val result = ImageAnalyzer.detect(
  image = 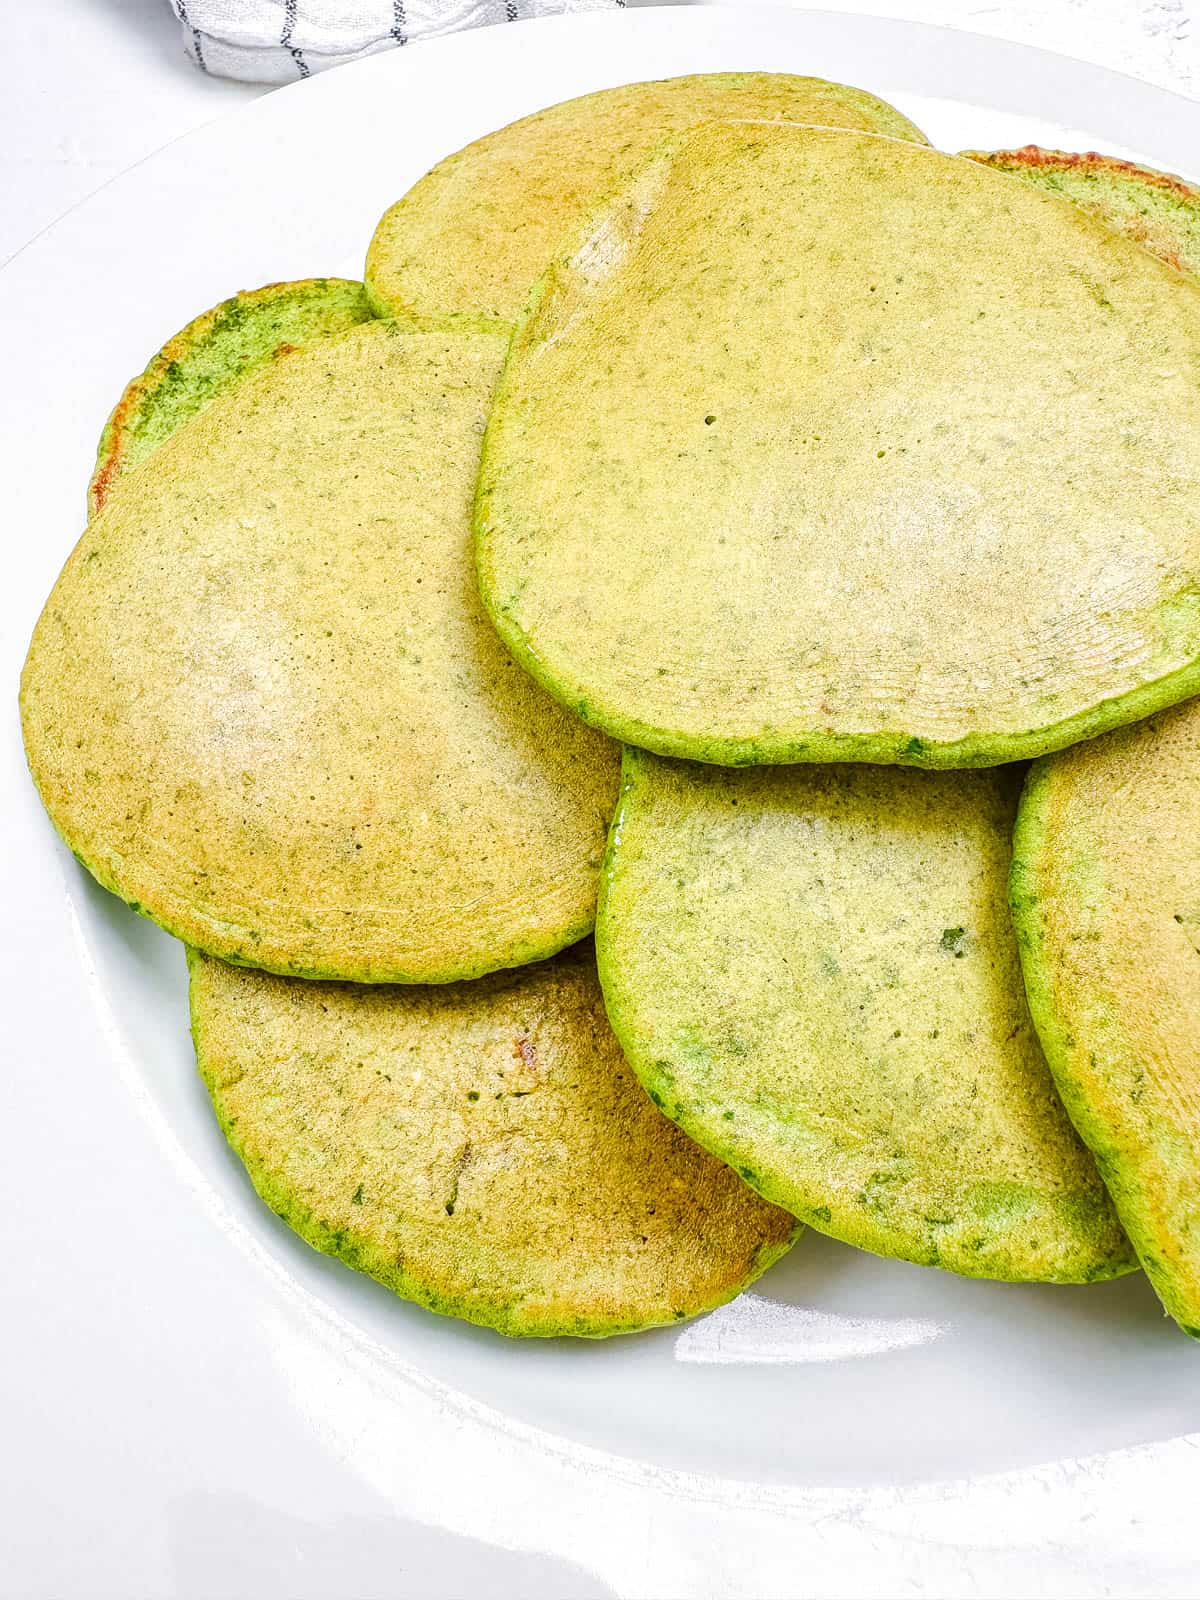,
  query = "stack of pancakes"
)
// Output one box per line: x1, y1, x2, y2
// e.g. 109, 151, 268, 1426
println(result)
22, 74, 1200, 1339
